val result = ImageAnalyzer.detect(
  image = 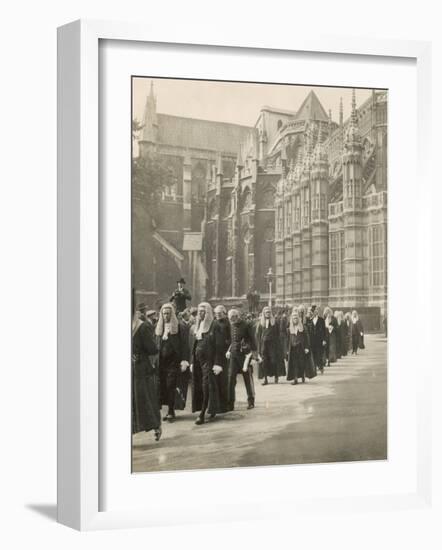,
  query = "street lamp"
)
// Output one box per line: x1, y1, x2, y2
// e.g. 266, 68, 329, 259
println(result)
265, 267, 275, 307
